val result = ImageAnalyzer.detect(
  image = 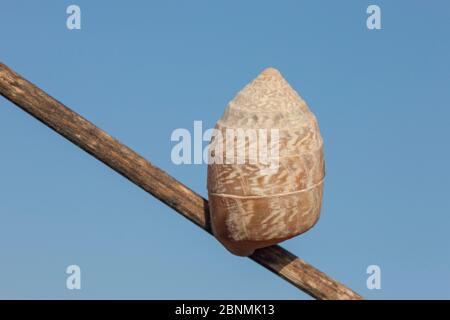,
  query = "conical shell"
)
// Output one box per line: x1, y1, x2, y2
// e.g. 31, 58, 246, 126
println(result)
207, 68, 325, 256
